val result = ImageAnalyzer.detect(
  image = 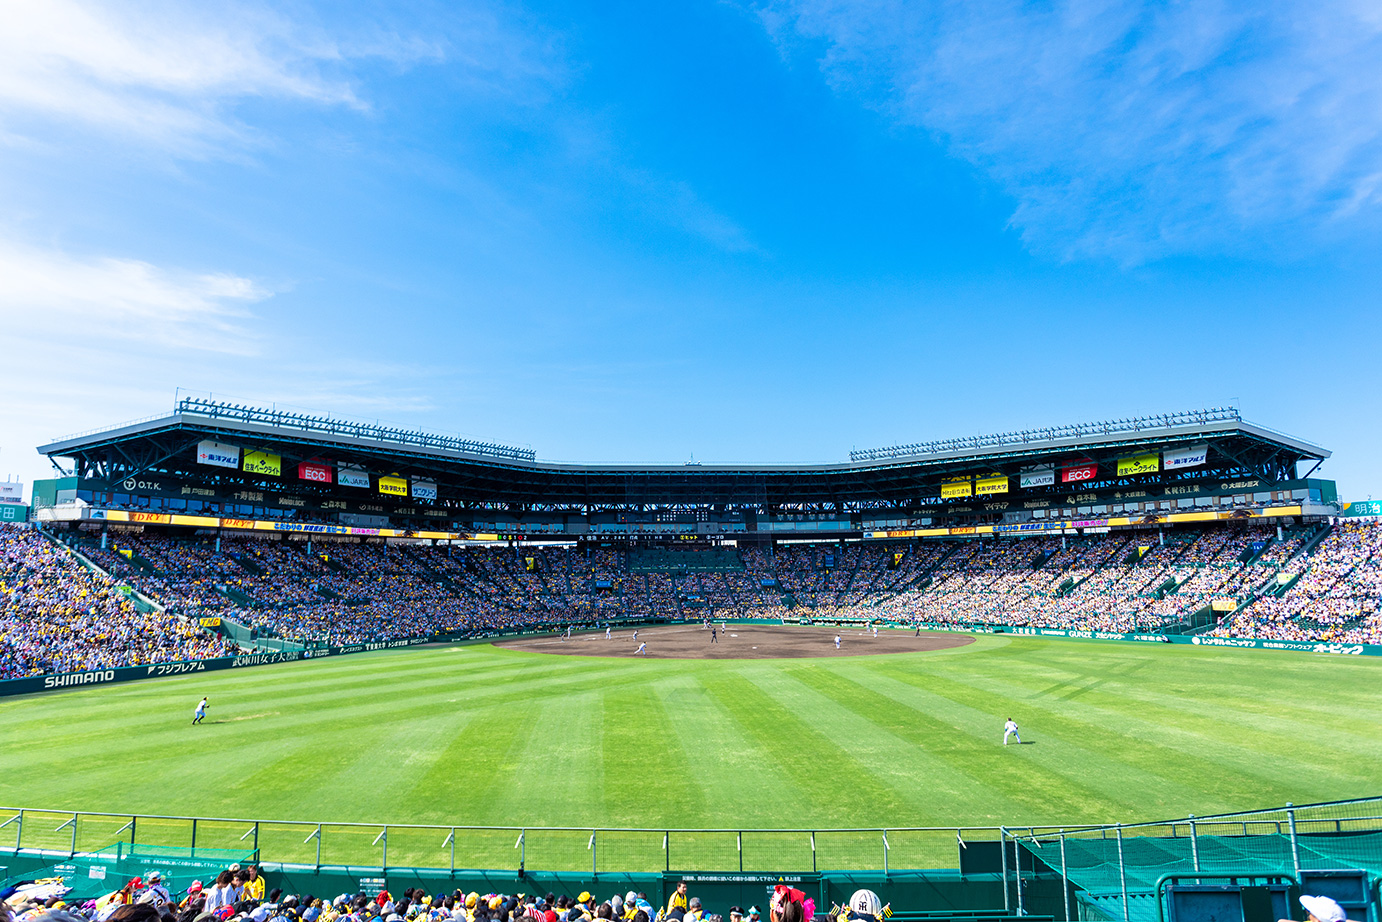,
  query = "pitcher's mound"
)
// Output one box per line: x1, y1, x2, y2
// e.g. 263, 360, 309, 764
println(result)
494, 623, 974, 659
